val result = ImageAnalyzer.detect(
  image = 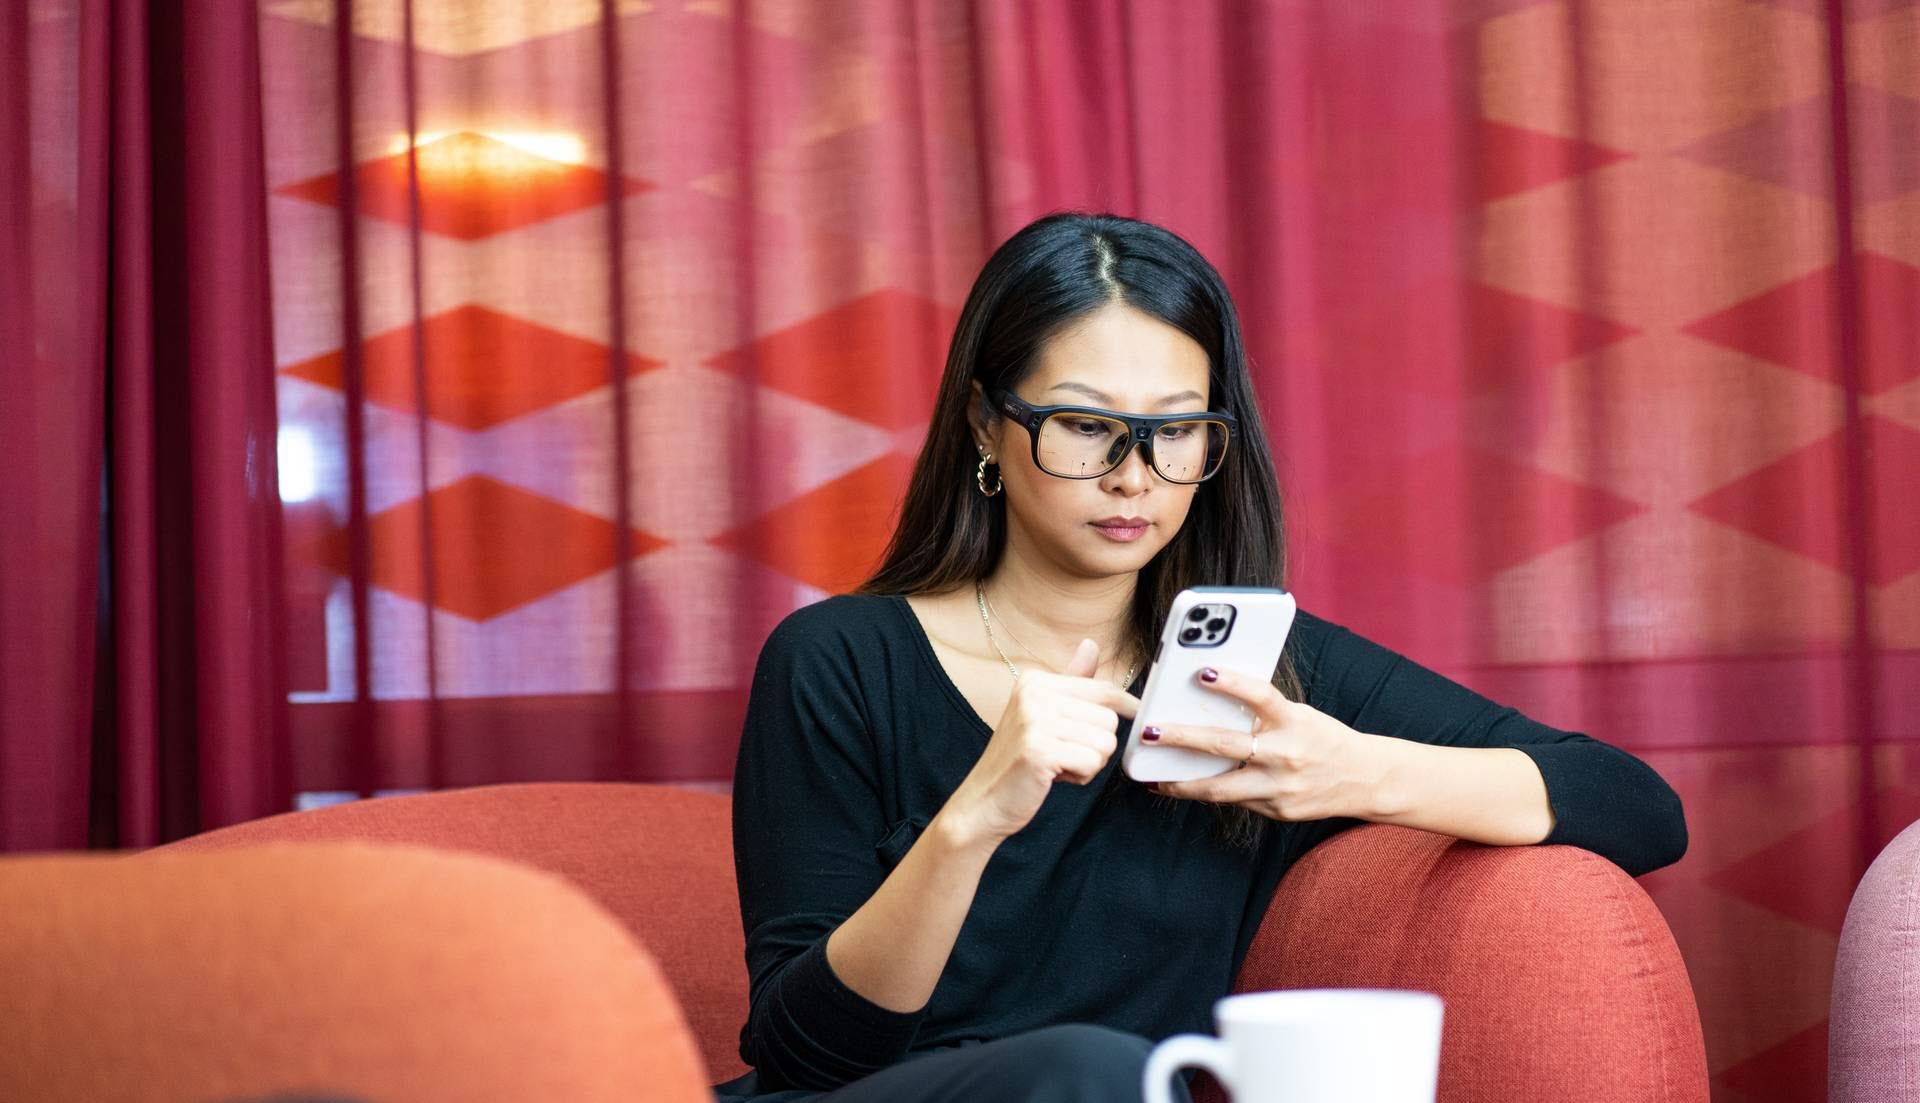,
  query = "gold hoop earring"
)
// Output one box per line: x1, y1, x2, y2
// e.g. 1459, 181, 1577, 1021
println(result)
976, 454, 1002, 497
